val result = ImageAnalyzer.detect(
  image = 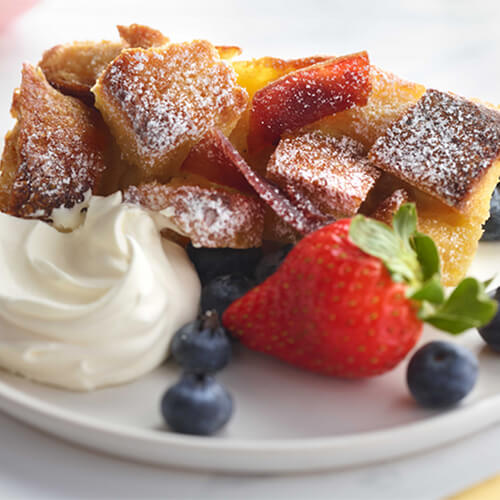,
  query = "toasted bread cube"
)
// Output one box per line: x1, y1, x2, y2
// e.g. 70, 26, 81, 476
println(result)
369, 89, 500, 212
124, 178, 264, 248
39, 40, 125, 103
267, 132, 380, 218
117, 24, 169, 48
0, 64, 107, 220
304, 66, 425, 149
370, 188, 411, 225
93, 40, 248, 180
247, 52, 372, 154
